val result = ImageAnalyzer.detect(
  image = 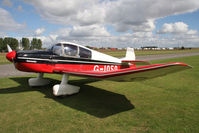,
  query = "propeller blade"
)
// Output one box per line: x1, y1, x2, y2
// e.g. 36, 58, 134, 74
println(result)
12, 57, 17, 69
7, 45, 12, 52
